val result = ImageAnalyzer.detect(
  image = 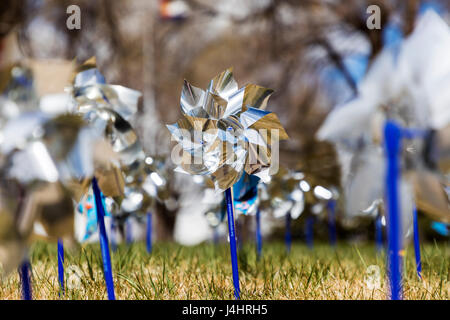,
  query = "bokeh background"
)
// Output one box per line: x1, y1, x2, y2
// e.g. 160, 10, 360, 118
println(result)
1, 0, 449, 245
